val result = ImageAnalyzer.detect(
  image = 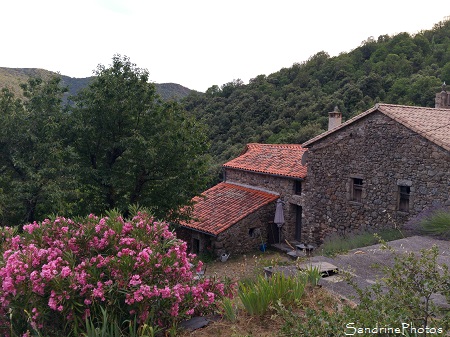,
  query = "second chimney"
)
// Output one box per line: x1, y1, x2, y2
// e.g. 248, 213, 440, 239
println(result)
328, 106, 342, 130
435, 82, 450, 109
